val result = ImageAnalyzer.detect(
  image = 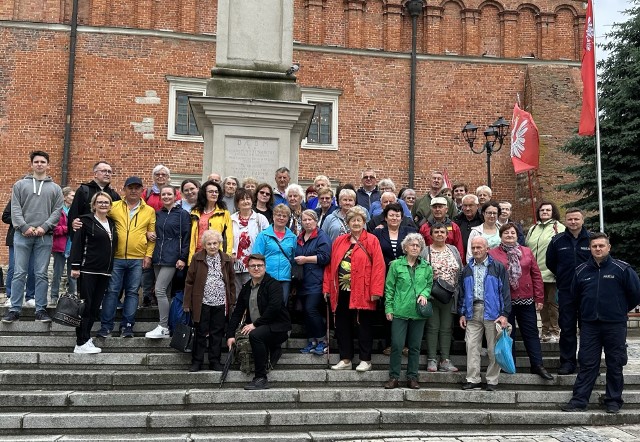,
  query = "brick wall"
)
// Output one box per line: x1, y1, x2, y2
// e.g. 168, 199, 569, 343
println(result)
0, 0, 587, 264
